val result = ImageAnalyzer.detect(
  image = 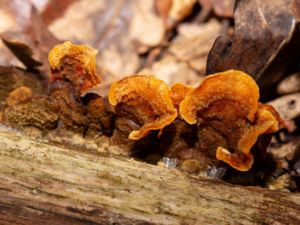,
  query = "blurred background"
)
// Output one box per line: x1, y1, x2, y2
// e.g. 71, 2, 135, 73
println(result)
0, 0, 234, 94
